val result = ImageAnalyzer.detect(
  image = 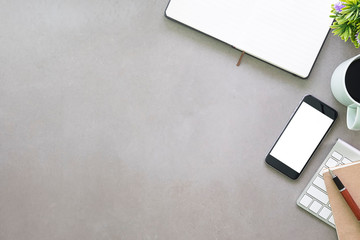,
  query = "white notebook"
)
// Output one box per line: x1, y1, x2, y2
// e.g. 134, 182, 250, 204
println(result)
165, 0, 334, 78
